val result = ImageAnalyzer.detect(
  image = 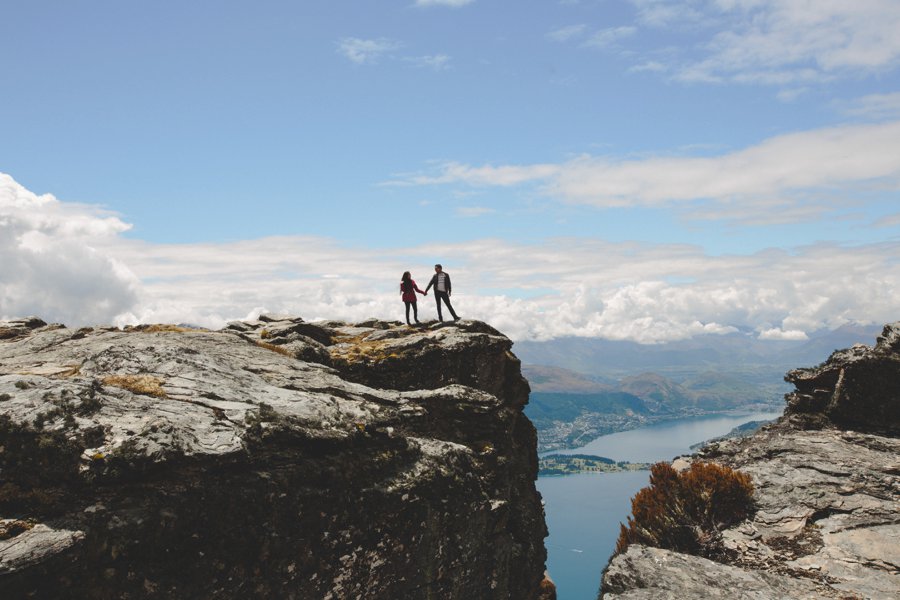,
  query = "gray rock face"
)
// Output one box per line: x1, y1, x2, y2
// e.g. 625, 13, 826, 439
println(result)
602, 322, 900, 599
0, 316, 549, 599
785, 322, 900, 434
603, 545, 835, 599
